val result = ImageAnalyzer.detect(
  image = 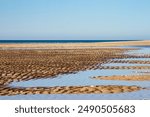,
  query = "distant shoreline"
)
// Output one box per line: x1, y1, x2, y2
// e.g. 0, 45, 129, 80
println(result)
0, 39, 137, 44
0, 40, 149, 49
